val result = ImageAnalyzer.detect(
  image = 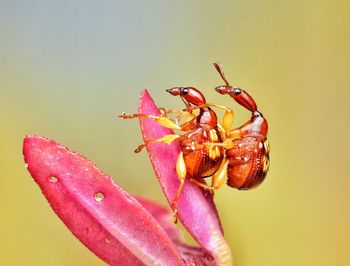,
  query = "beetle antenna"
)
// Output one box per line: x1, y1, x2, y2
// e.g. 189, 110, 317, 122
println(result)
213, 63, 230, 87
